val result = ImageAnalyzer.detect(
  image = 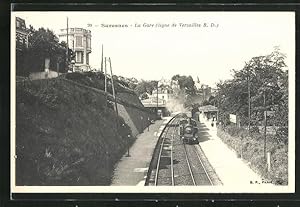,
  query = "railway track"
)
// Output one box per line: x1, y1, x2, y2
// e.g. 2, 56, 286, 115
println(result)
183, 144, 213, 185
154, 118, 178, 186
145, 114, 219, 186
144, 115, 178, 186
